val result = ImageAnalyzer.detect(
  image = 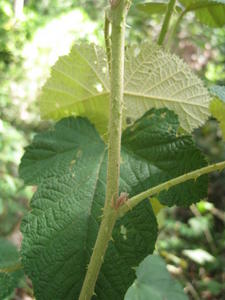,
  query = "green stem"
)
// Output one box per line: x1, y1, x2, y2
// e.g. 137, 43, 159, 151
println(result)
78, 1, 129, 299
158, 0, 176, 45
167, 9, 186, 49
119, 161, 225, 217
105, 10, 112, 74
